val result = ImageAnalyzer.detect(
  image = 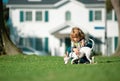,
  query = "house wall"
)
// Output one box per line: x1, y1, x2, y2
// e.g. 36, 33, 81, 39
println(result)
8, 1, 118, 56
50, 2, 107, 56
